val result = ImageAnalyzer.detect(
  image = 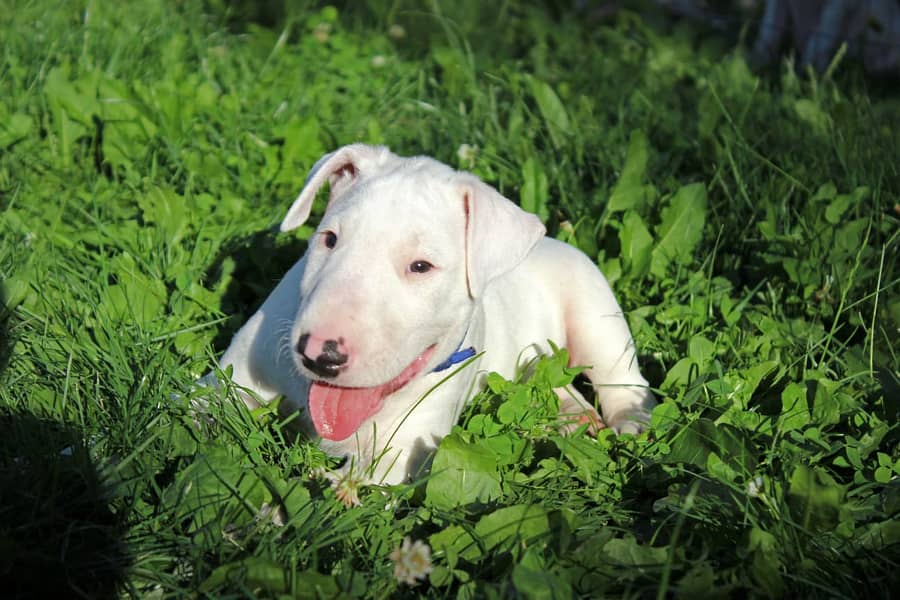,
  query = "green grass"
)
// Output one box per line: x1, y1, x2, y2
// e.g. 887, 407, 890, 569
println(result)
1, 1, 898, 597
